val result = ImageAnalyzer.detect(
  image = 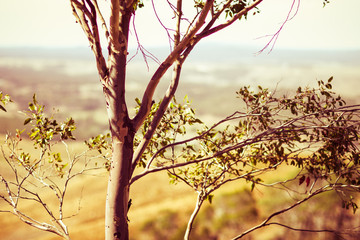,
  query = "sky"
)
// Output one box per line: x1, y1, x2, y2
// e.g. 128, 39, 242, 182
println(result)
0, 0, 359, 50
